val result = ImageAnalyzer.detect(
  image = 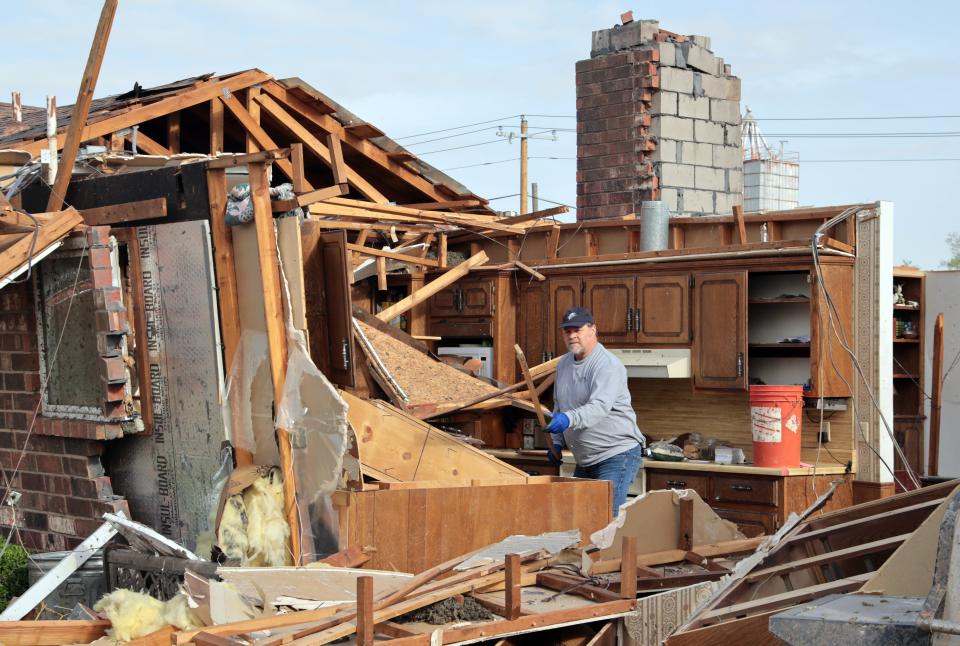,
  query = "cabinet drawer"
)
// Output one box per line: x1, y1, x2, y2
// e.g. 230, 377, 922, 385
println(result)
712, 476, 778, 507
714, 508, 777, 538
646, 472, 710, 500
429, 318, 493, 337
507, 459, 559, 477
